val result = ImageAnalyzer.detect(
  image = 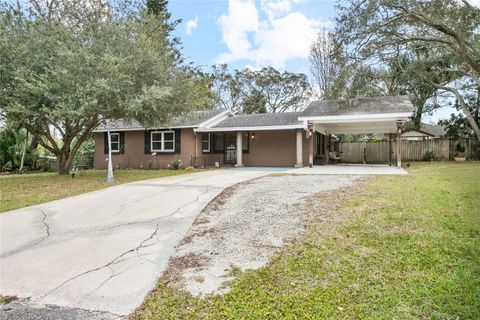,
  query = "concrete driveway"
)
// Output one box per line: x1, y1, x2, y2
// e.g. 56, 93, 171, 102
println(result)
0, 170, 268, 316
